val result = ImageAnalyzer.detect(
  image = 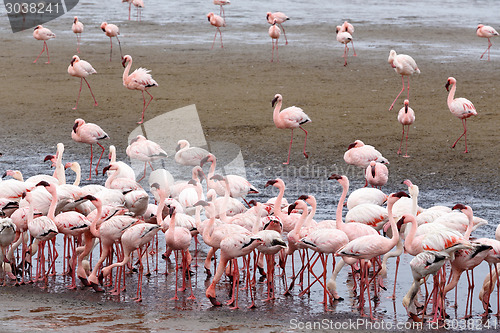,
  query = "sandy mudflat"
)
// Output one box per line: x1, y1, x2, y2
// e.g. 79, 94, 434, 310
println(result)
0, 16, 499, 333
